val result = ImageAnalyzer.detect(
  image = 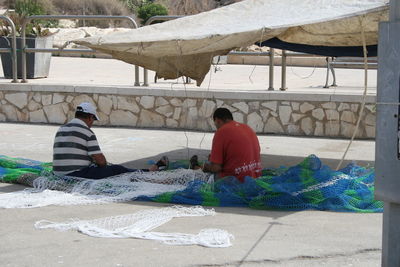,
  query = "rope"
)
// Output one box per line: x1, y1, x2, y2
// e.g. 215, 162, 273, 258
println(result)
336, 16, 369, 171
